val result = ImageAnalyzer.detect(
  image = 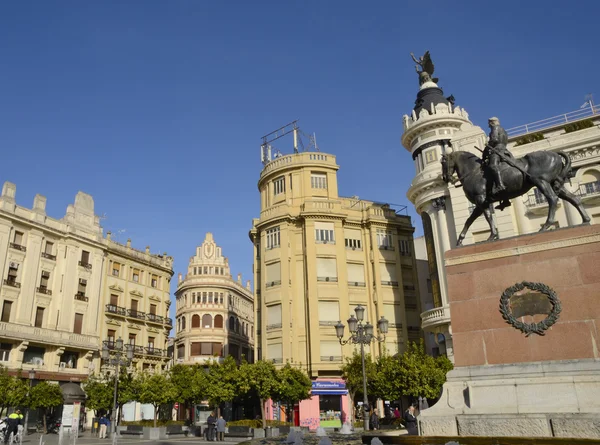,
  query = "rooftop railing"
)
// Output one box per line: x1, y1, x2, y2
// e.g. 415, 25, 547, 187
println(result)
507, 105, 599, 137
